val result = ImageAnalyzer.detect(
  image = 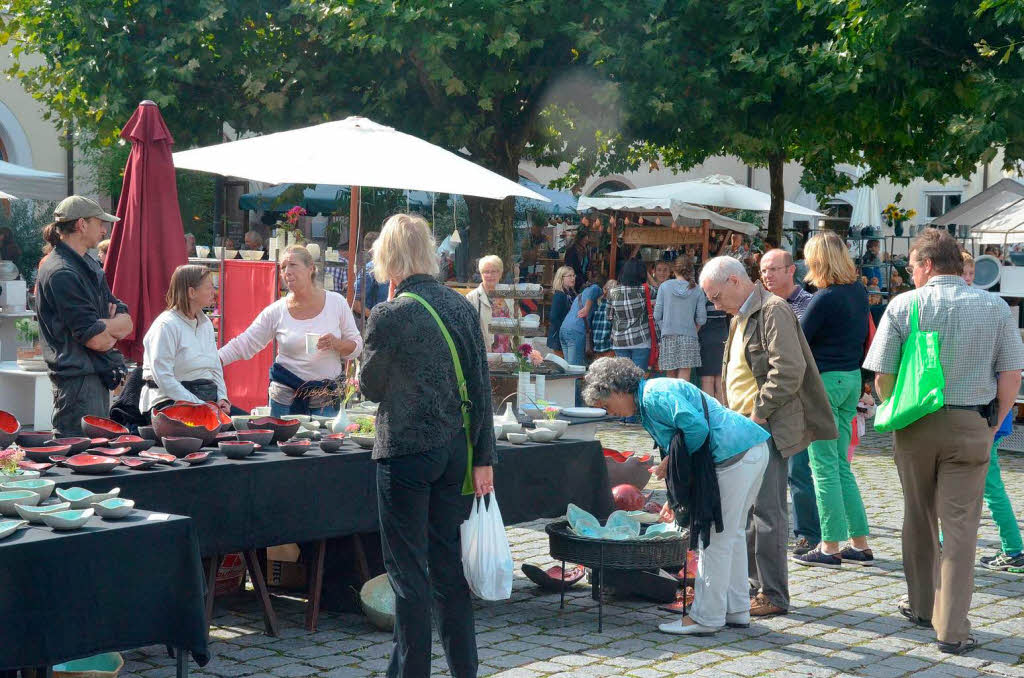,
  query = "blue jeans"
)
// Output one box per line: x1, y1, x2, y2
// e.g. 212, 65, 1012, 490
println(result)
559, 327, 587, 366
270, 400, 339, 418
614, 347, 651, 370
788, 449, 821, 545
